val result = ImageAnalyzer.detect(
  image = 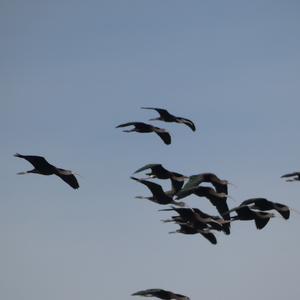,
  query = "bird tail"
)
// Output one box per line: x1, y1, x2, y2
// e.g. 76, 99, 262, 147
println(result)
14, 153, 22, 158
